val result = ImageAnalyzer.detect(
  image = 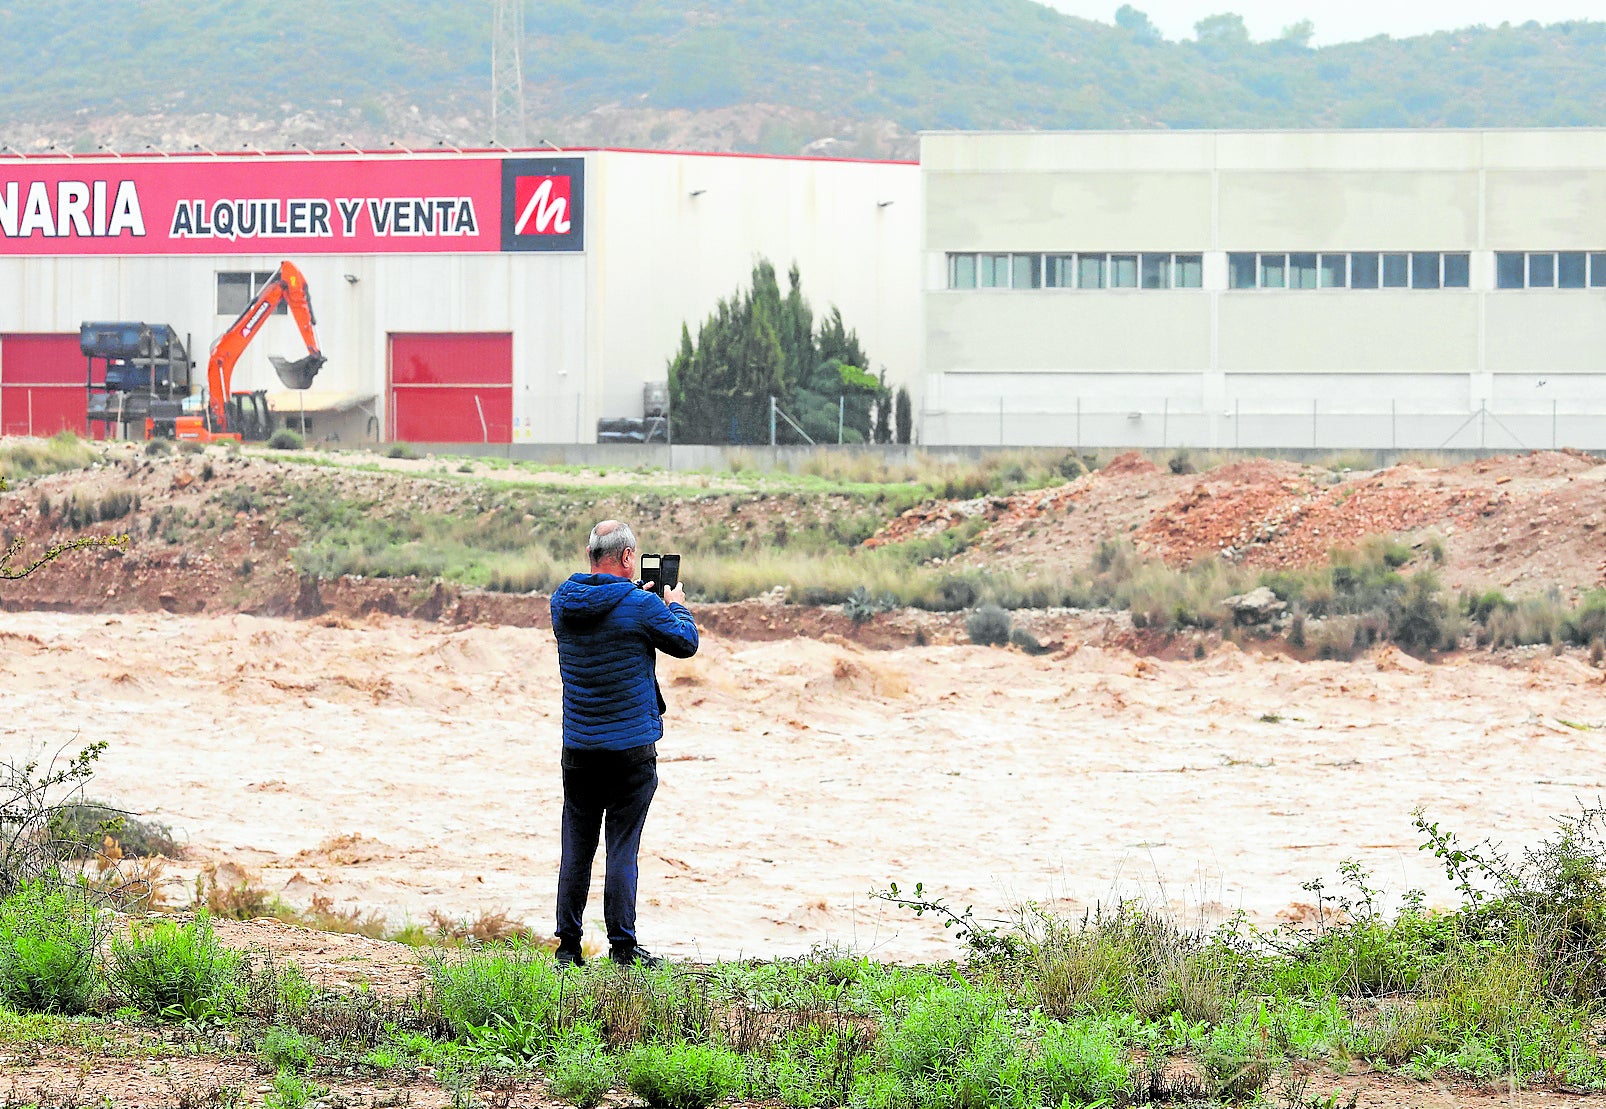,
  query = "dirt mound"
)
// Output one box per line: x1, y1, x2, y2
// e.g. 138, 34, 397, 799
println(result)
1103, 450, 1162, 476
898, 451, 1606, 595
